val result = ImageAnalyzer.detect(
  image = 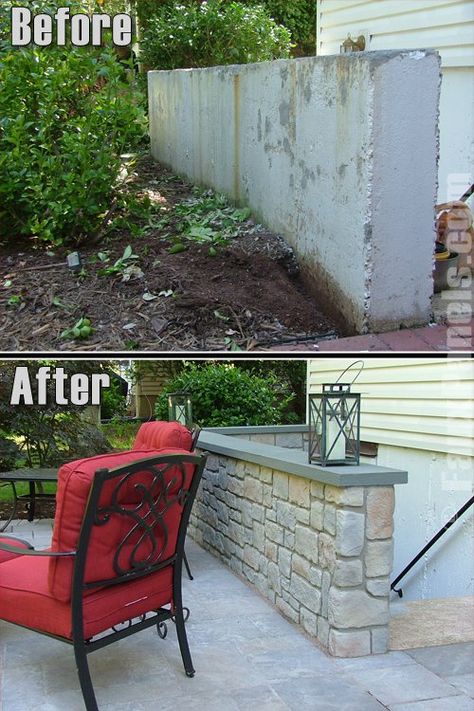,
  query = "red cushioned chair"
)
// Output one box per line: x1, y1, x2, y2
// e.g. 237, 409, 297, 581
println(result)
132, 421, 201, 579
0, 448, 207, 711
